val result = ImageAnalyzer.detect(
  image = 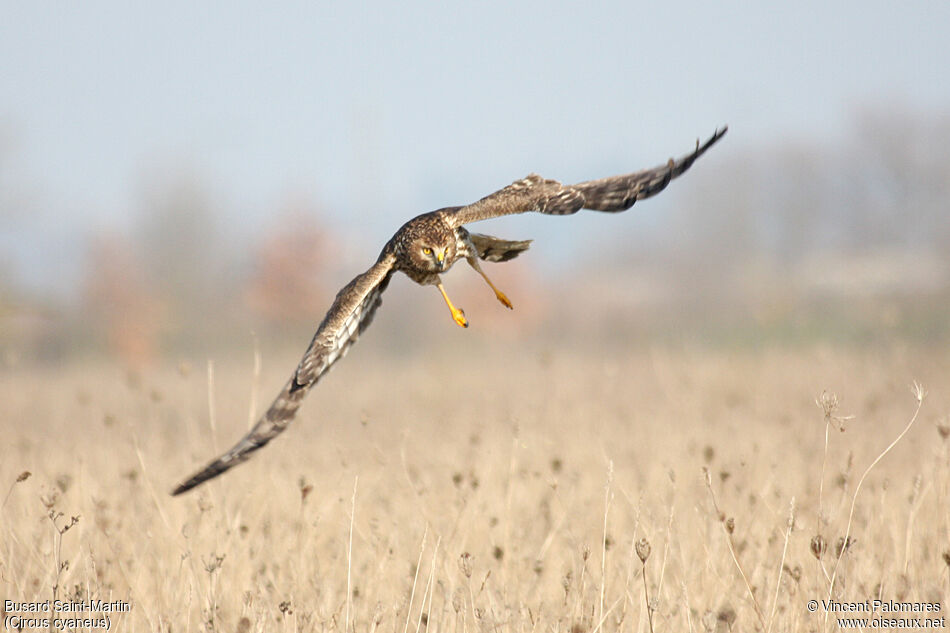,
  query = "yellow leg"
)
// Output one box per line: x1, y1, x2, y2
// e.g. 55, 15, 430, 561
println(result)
437, 283, 468, 328
468, 258, 513, 309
